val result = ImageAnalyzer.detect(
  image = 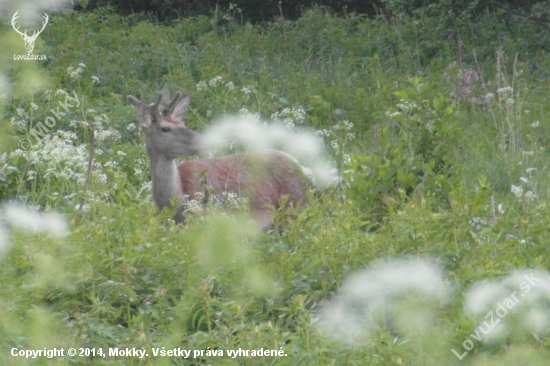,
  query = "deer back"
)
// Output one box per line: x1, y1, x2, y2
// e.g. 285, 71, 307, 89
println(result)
177, 151, 310, 211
